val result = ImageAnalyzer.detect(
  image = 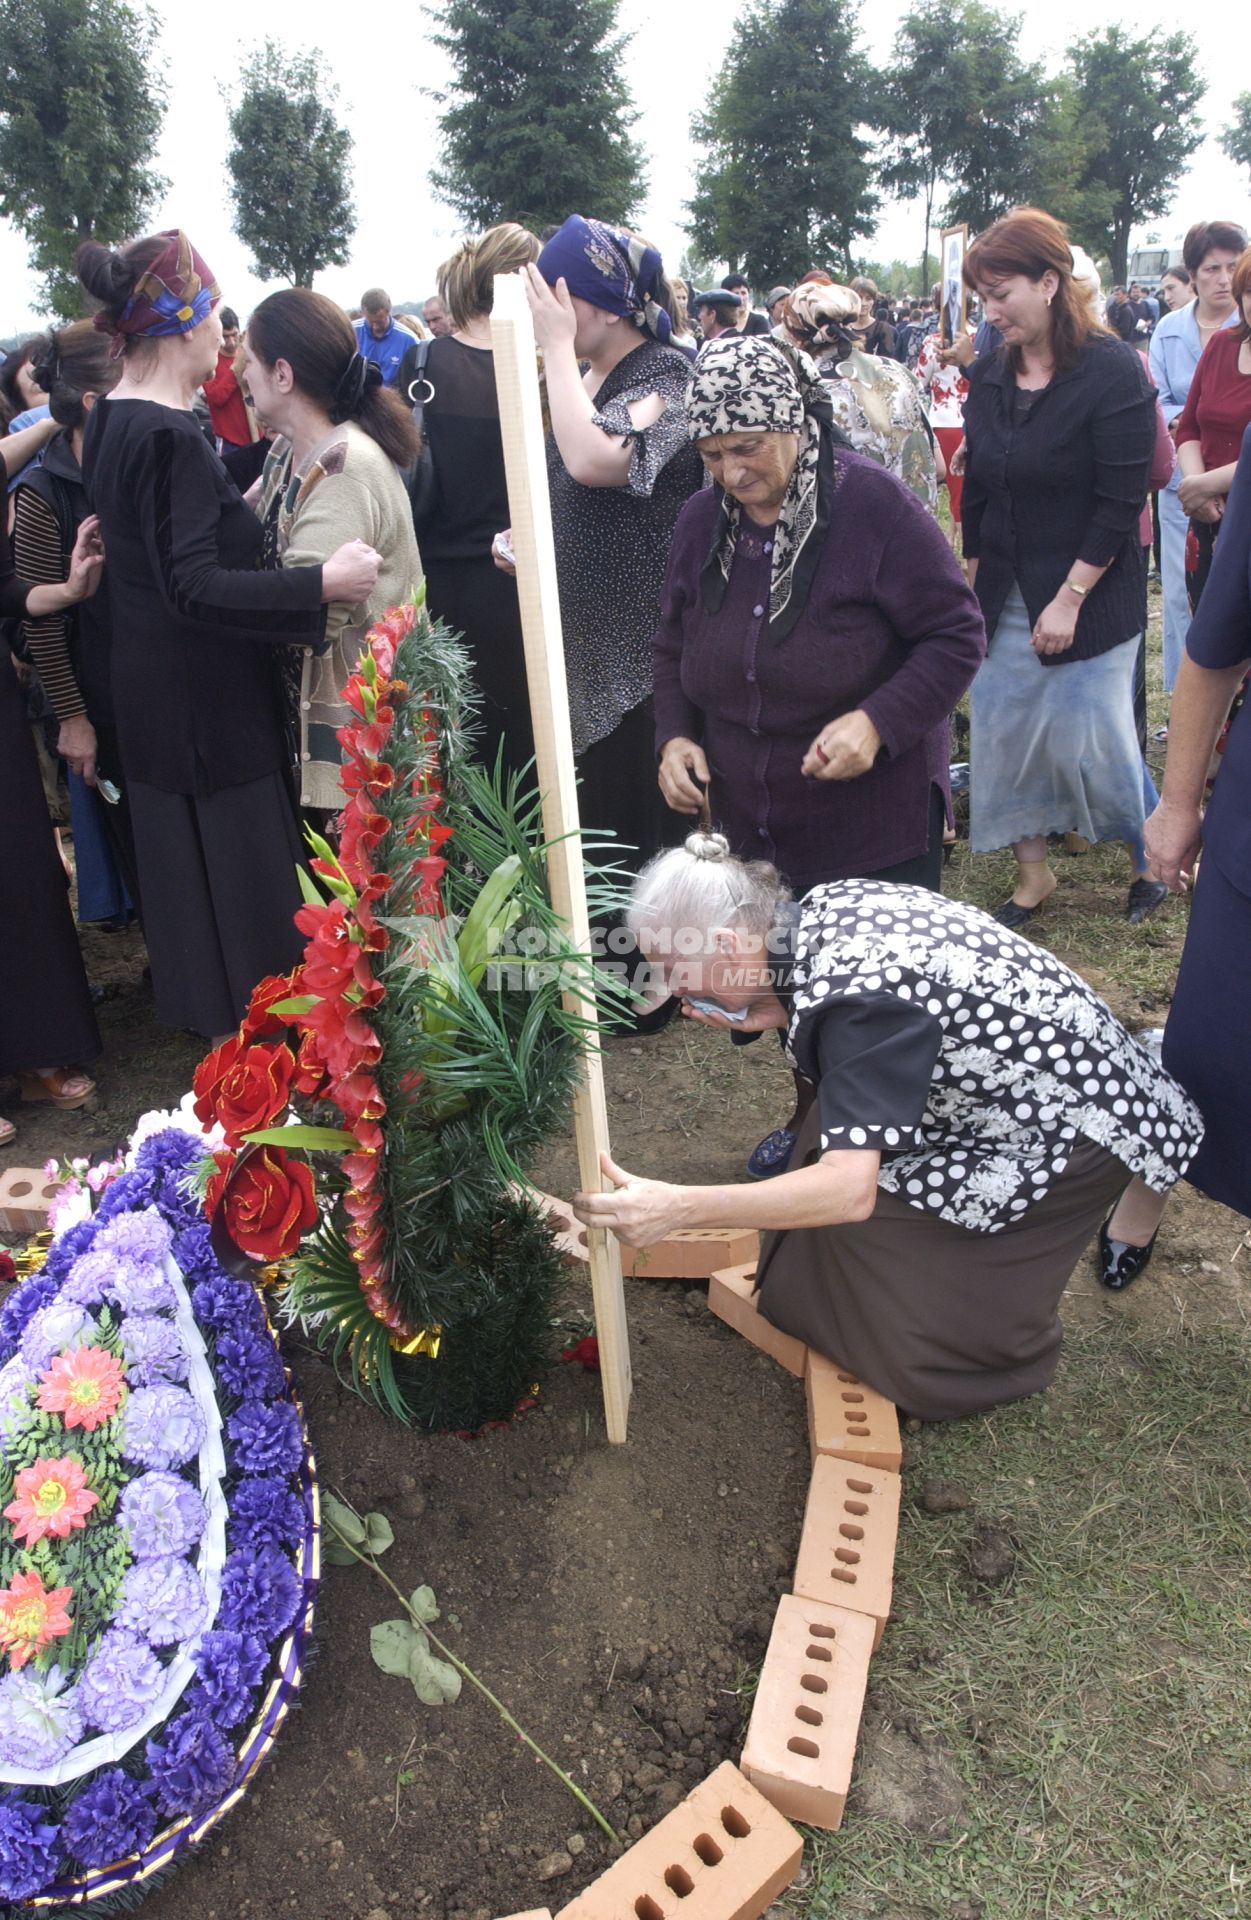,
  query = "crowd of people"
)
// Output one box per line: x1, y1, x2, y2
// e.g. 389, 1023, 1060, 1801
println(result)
3, 196, 1249, 1425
